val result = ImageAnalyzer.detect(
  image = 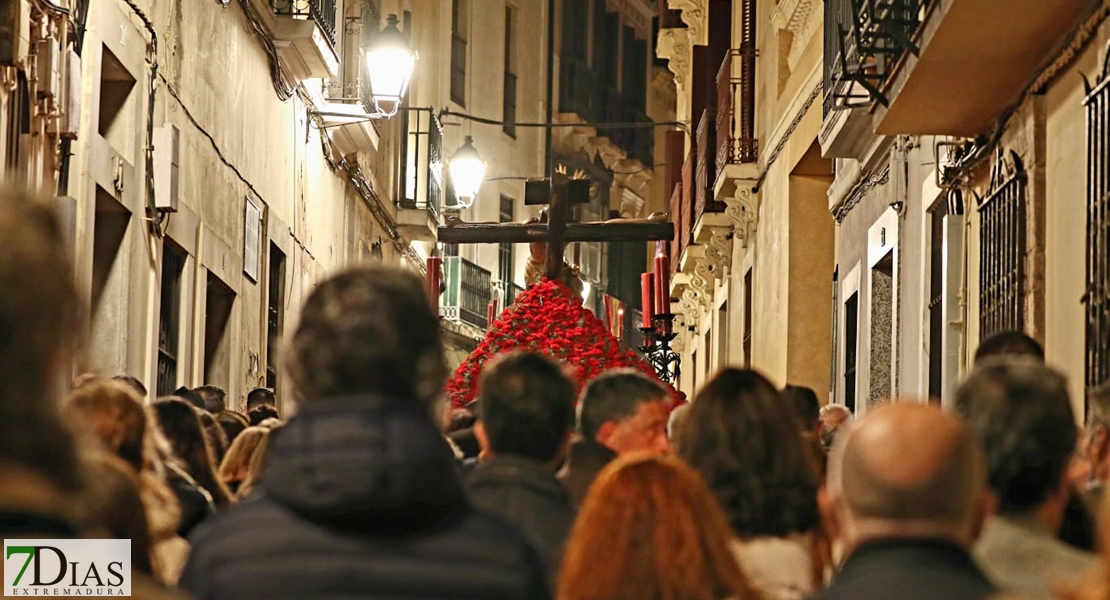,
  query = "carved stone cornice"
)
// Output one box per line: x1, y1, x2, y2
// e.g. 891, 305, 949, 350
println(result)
668, 0, 707, 46
655, 27, 690, 88
550, 112, 654, 203
724, 183, 760, 248
770, 0, 820, 72
604, 0, 655, 40
693, 212, 733, 280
